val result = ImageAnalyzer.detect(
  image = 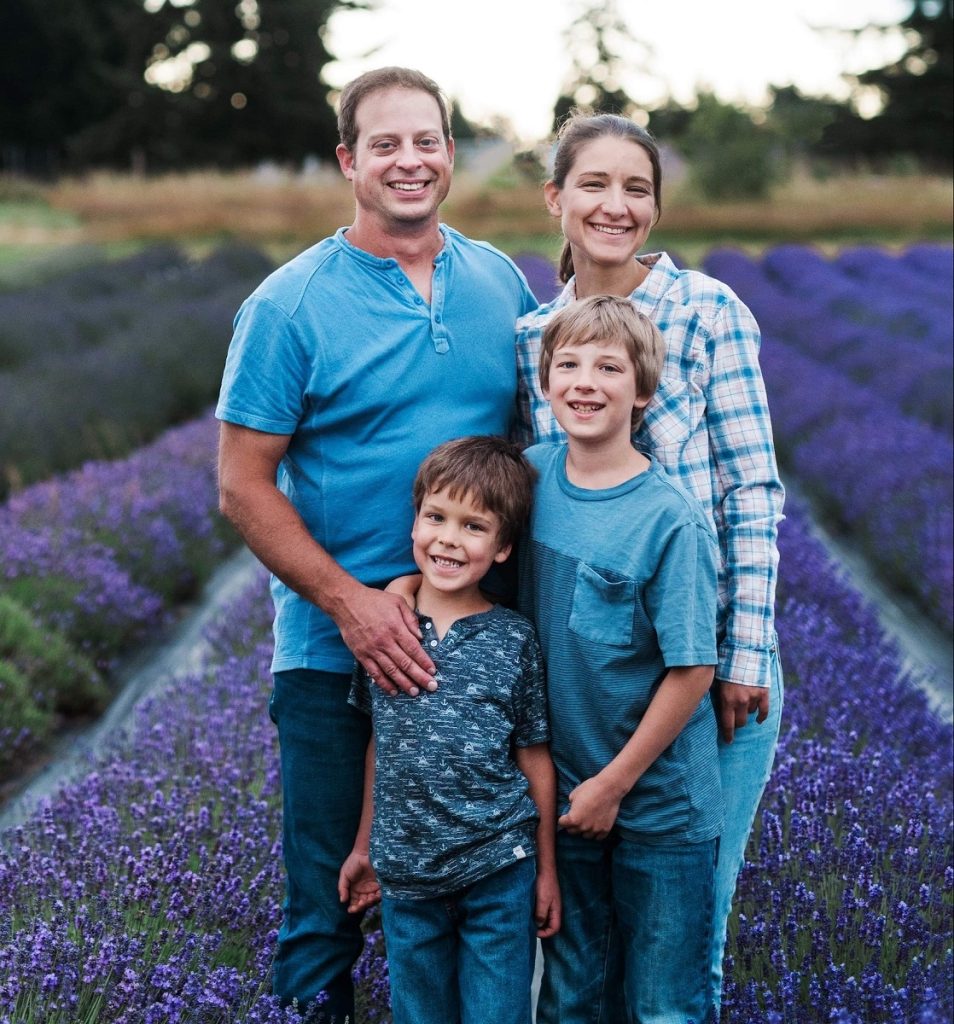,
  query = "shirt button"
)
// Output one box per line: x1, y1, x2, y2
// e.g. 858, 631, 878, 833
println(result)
424, 622, 432, 629
429, 639, 438, 647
